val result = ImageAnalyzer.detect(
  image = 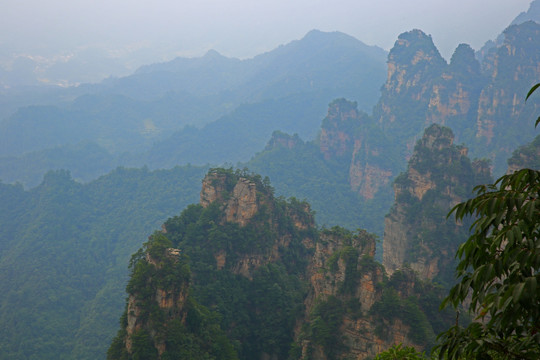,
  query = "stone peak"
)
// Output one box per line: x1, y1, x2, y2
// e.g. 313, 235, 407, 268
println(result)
389, 29, 446, 66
